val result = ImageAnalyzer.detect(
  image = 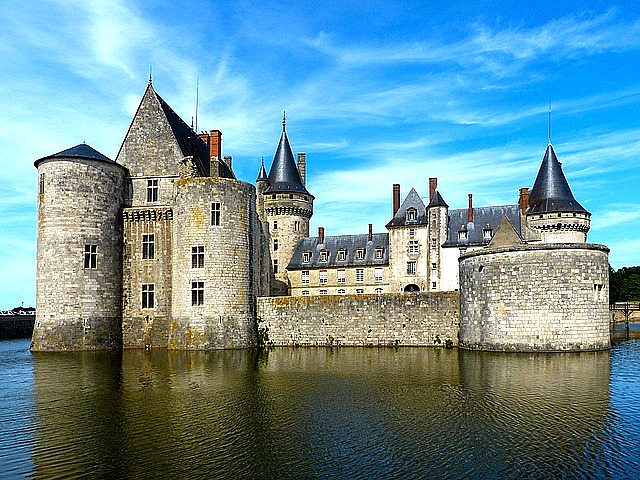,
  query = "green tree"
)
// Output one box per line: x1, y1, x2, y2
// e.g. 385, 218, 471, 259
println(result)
610, 265, 640, 303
